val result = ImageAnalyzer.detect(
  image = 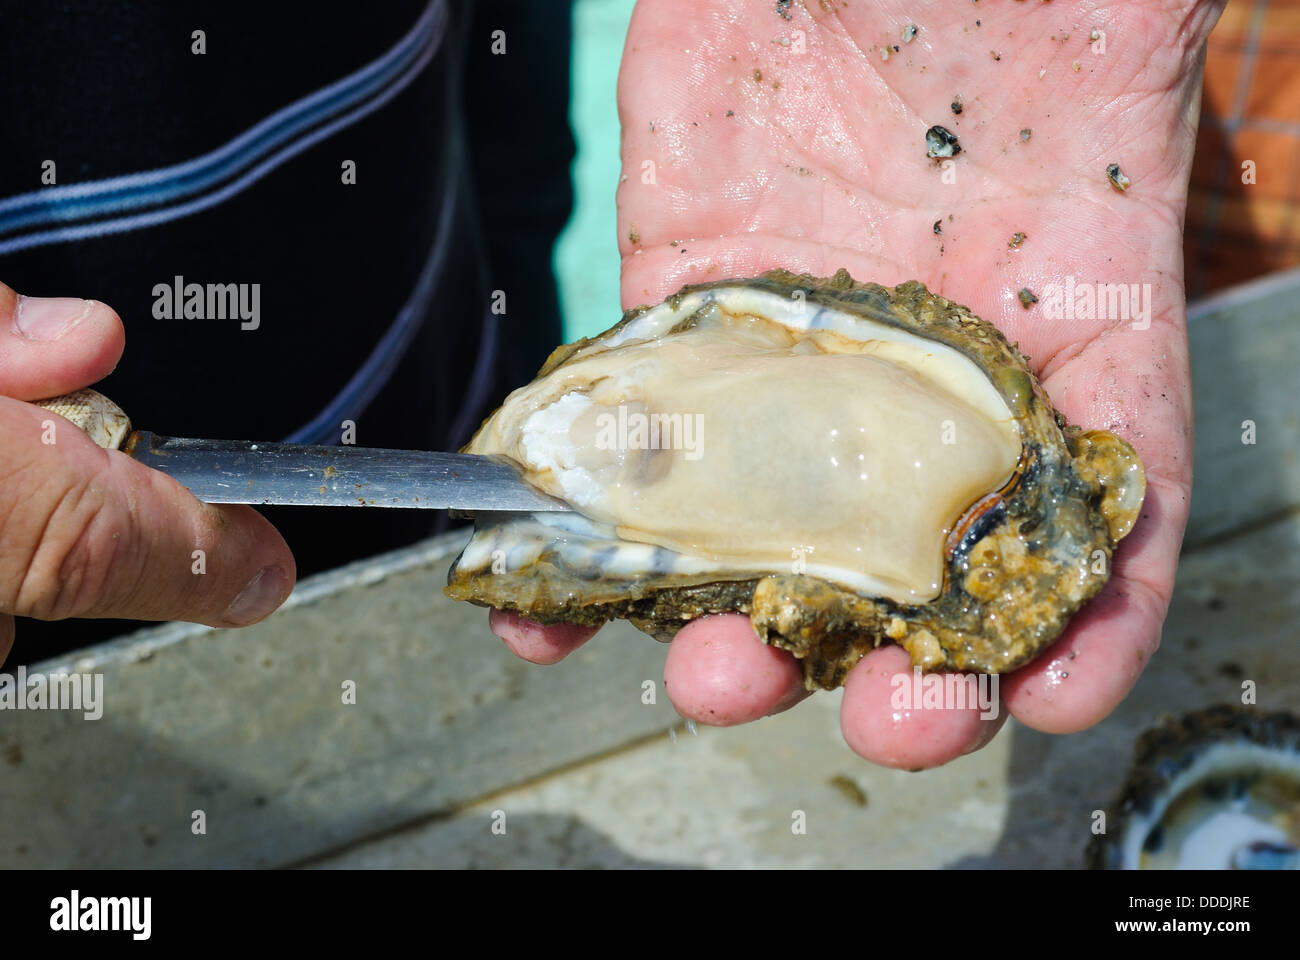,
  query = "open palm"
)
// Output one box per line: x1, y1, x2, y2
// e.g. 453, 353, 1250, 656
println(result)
492, 0, 1222, 768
